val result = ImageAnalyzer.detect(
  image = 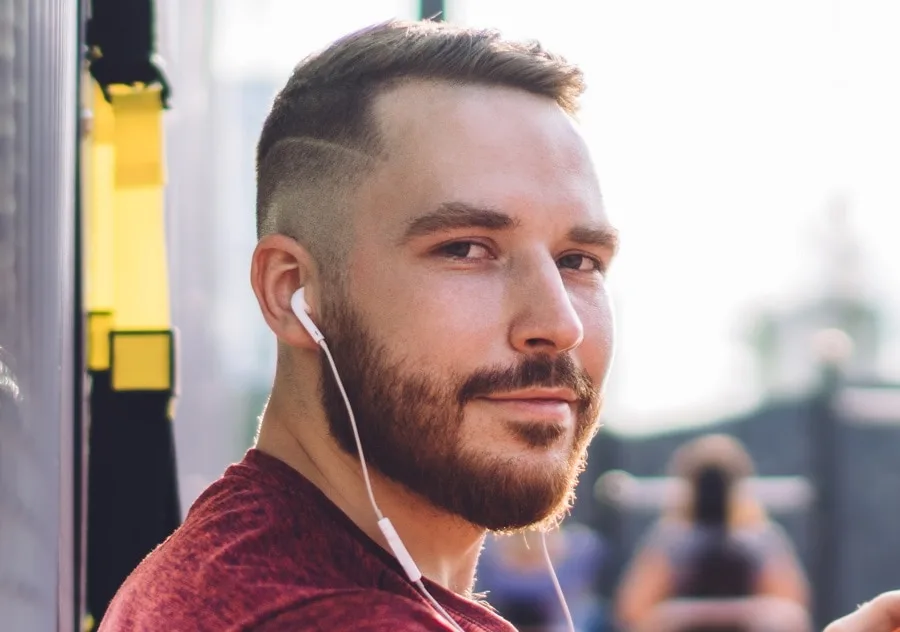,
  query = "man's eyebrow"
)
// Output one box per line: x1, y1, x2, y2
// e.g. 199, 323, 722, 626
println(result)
399, 202, 518, 244
568, 224, 620, 254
